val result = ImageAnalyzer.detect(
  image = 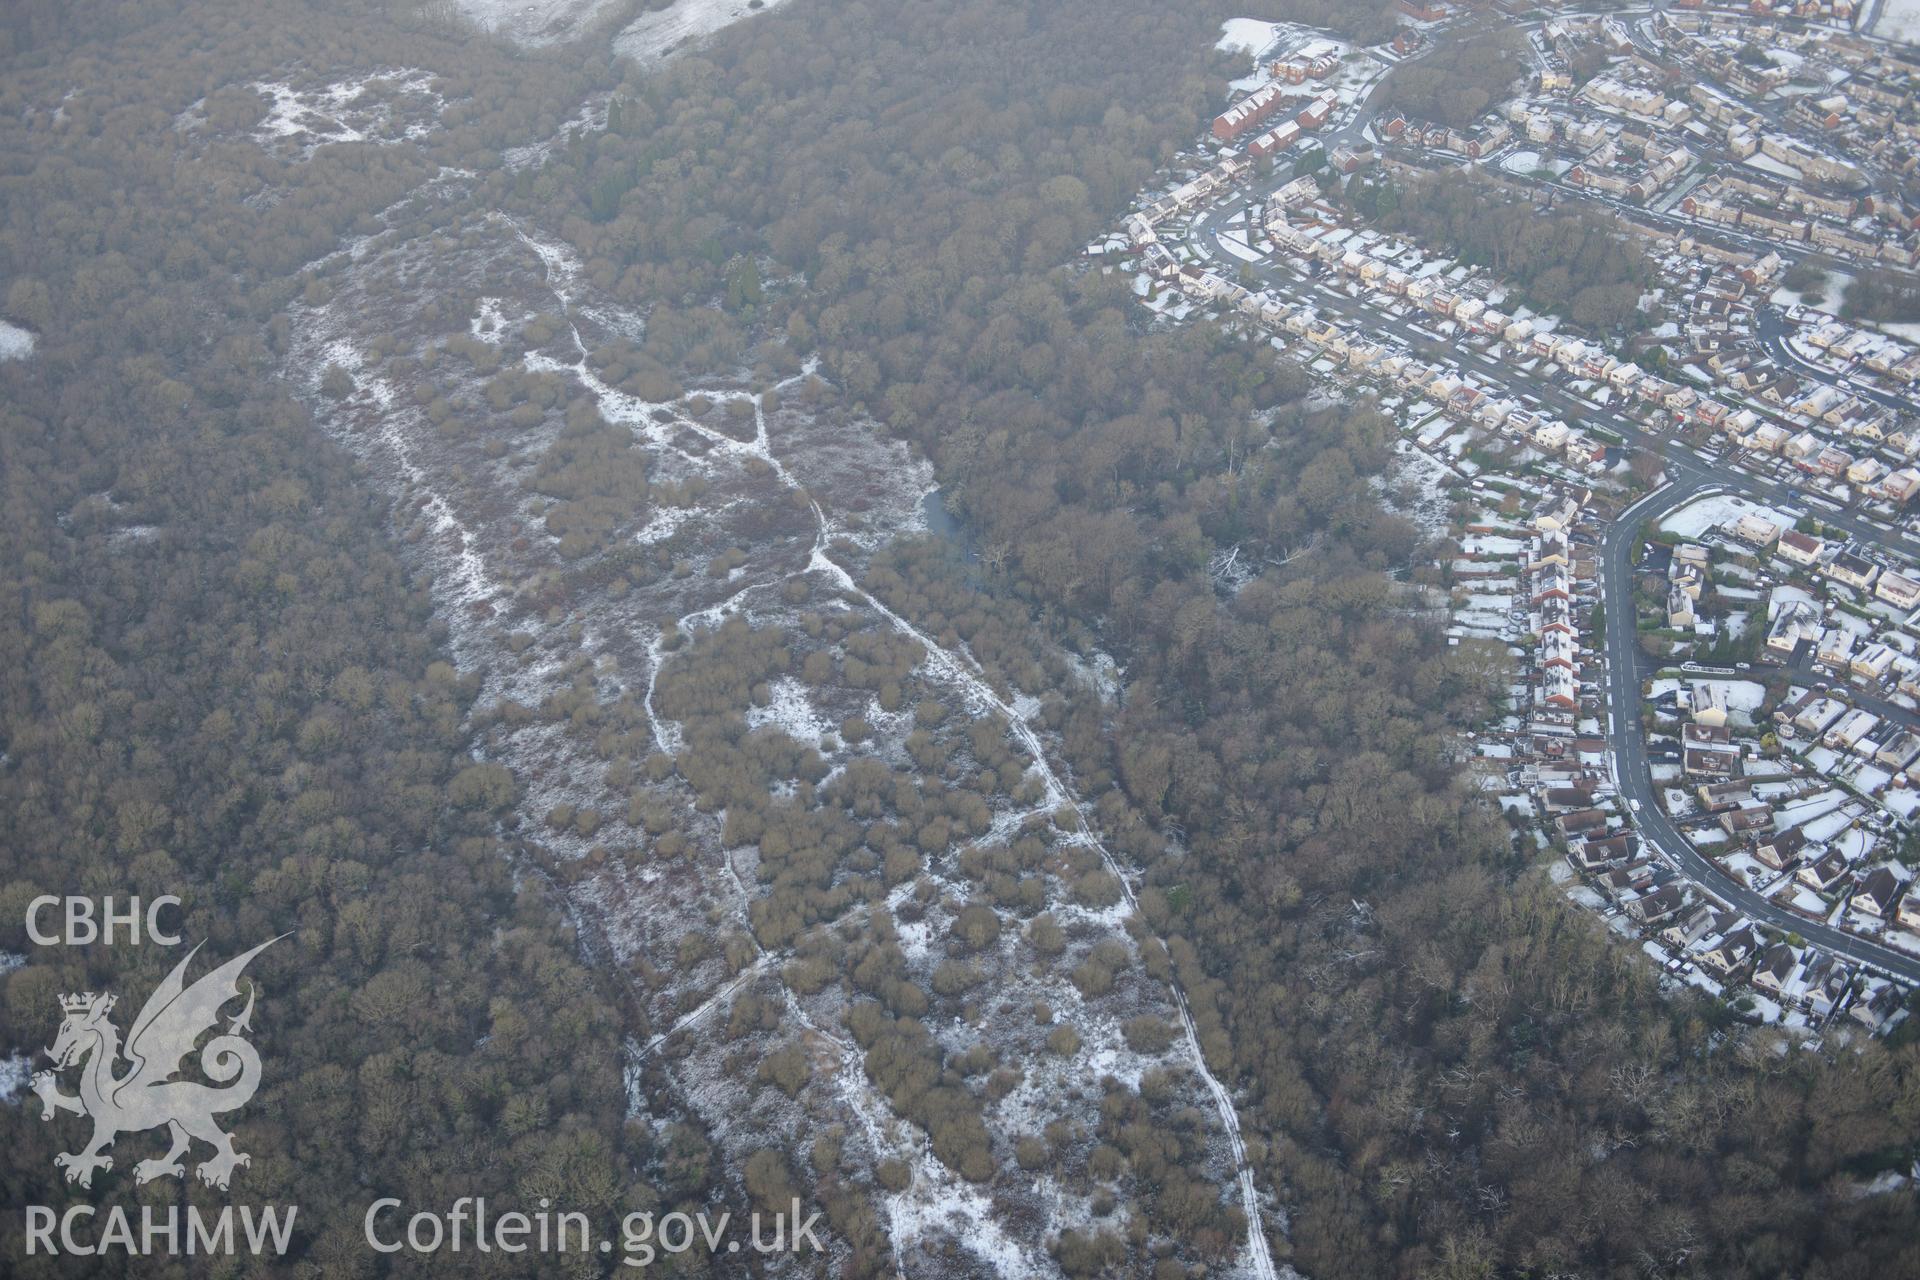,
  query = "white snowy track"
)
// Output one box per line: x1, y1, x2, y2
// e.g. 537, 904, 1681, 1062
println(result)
505, 215, 1283, 1280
